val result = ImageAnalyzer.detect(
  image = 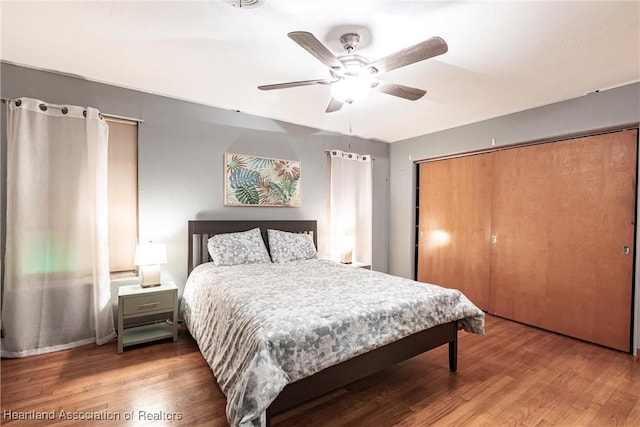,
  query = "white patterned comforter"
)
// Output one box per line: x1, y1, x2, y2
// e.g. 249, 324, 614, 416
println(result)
180, 259, 484, 427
